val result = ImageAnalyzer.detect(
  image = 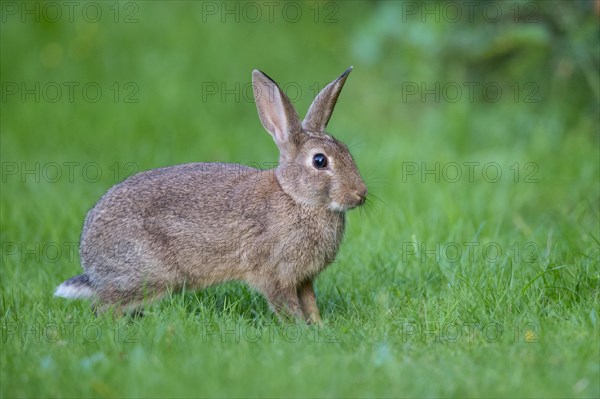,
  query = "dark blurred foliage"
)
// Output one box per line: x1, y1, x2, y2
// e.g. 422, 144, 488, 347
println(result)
352, 0, 599, 135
